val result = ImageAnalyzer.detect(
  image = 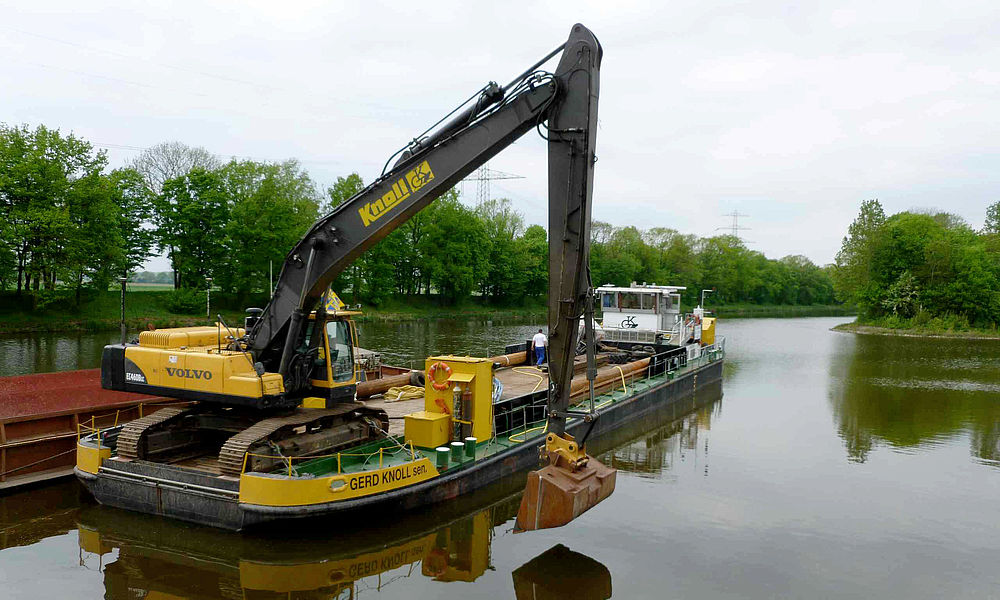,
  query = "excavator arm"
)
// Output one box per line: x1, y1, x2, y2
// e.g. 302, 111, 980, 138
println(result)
248, 24, 604, 421
246, 25, 613, 532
